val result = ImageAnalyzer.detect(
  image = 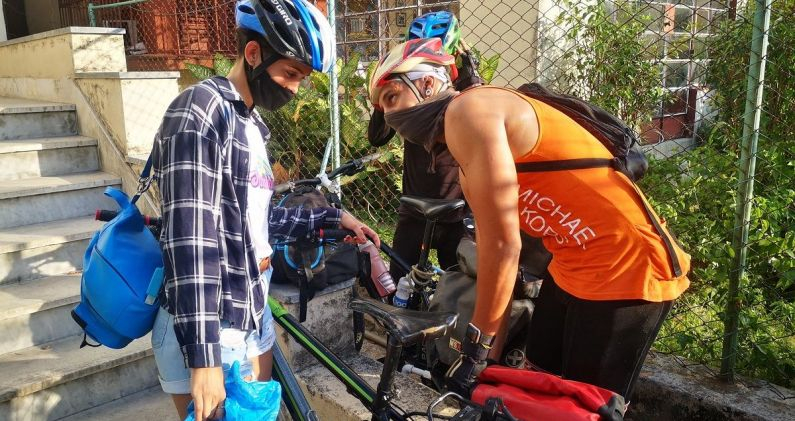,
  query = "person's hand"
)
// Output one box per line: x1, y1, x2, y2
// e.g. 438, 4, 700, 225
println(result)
445, 323, 493, 398
190, 366, 226, 420
340, 212, 381, 247
445, 354, 484, 398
